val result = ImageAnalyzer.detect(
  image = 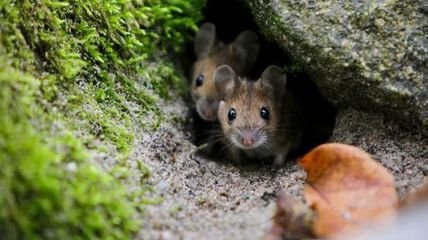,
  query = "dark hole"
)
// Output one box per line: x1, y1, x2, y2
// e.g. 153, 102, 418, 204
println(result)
184, 0, 337, 164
